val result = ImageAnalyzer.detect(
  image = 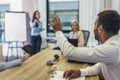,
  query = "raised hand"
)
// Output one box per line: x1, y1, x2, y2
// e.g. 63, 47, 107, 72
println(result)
49, 14, 62, 32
